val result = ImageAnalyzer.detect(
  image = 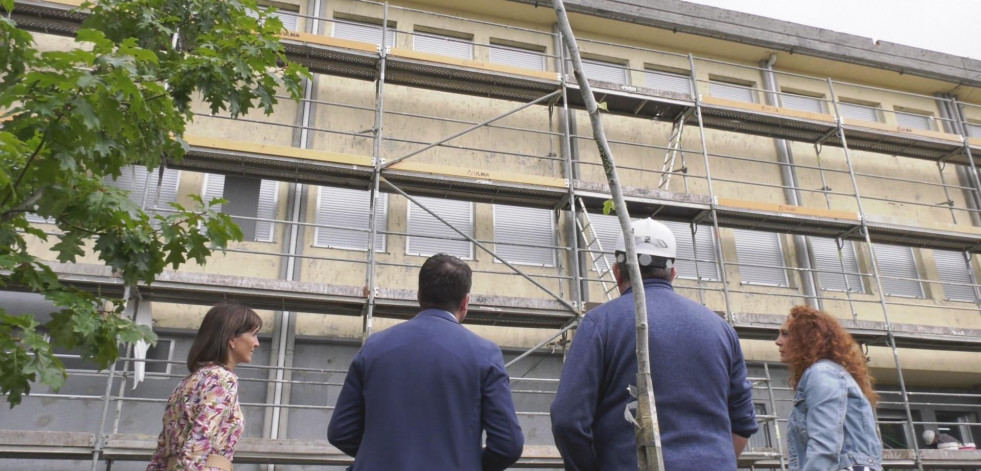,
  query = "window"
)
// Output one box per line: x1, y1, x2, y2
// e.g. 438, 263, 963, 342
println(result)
488, 40, 546, 71
733, 229, 788, 287
809, 237, 864, 293
837, 99, 881, 123
895, 108, 934, 130
662, 221, 719, 281
203, 174, 279, 242
643, 68, 692, 95
966, 122, 981, 138
413, 29, 473, 59
569, 57, 628, 85
780, 91, 825, 114
933, 249, 977, 302
935, 411, 981, 446
407, 196, 473, 259
248, 6, 299, 31
709, 79, 757, 103
878, 409, 921, 449
144, 339, 174, 375
315, 186, 388, 251
872, 244, 924, 298
493, 205, 554, 266
333, 17, 396, 47
586, 213, 625, 269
